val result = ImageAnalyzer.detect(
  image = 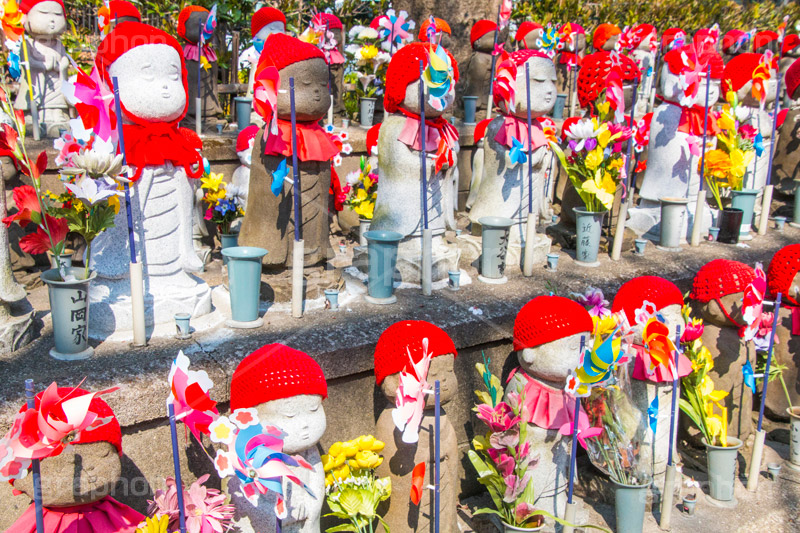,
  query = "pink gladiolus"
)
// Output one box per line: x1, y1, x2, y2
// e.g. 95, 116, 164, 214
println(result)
738, 124, 757, 141
681, 318, 704, 342
503, 471, 532, 503
204, 207, 214, 221
476, 402, 520, 433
